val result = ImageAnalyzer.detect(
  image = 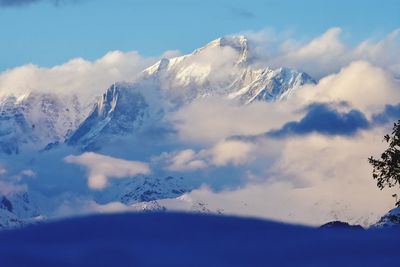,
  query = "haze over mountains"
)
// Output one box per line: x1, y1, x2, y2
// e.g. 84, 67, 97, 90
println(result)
0, 29, 400, 229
